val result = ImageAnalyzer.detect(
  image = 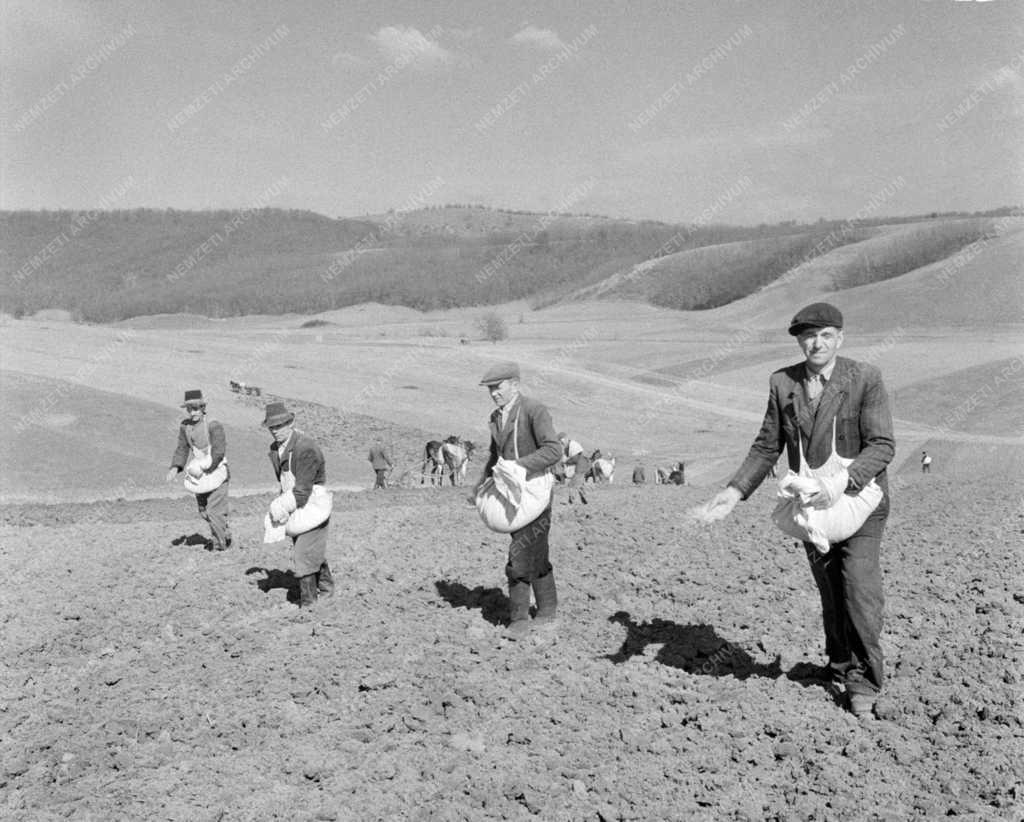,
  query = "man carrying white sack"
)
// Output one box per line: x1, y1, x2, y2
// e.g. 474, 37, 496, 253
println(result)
692, 303, 894, 719
473, 362, 563, 640
263, 401, 333, 609
166, 389, 233, 551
